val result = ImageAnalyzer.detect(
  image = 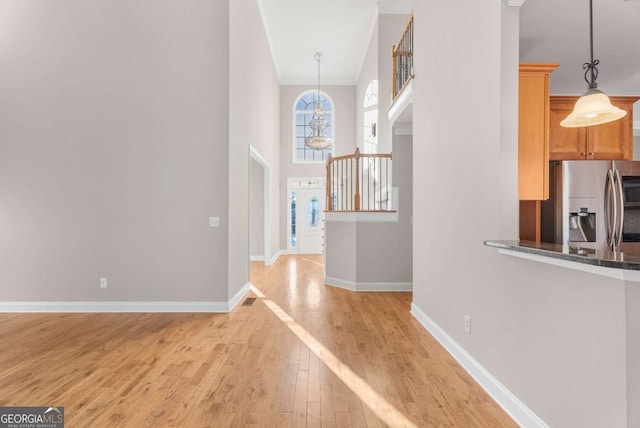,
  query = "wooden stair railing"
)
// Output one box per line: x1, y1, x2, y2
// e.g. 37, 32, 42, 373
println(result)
392, 13, 414, 100
326, 148, 393, 212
